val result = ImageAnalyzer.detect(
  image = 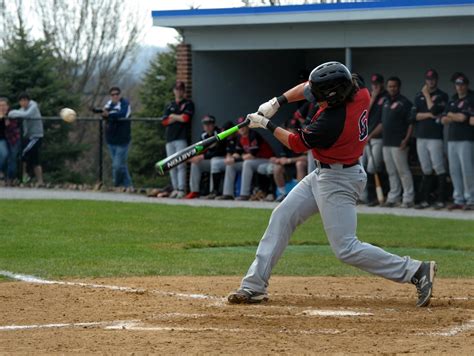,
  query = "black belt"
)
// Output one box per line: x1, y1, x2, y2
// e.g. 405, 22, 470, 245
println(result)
316, 161, 359, 169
